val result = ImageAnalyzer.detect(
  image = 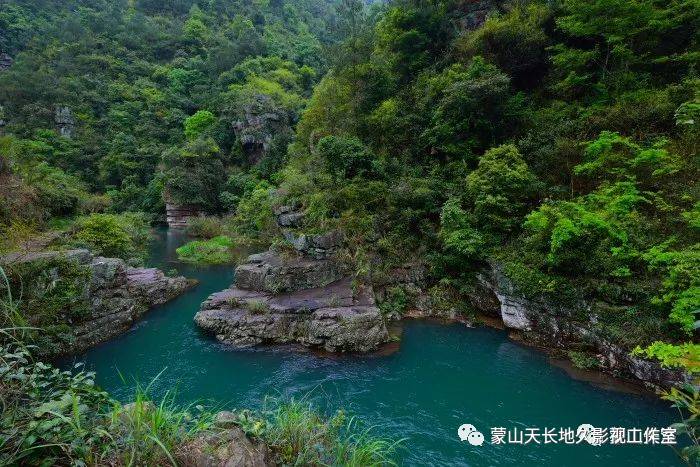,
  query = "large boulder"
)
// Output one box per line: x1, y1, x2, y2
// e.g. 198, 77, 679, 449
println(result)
177, 424, 273, 467
196, 250, 389, 352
